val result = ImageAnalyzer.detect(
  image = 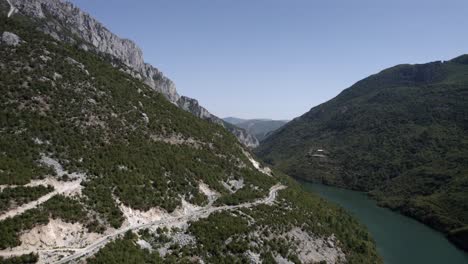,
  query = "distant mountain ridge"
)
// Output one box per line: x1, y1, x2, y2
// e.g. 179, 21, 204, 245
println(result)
224, 118, 289, 142
223, 117, 251, 125
257, 56, 468, 251
6, 0, 258, 147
